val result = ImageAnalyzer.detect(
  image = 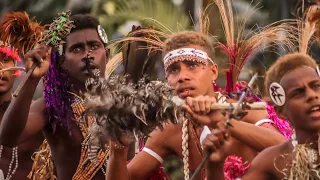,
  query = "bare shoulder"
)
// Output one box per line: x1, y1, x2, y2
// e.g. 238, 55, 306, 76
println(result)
243, 141, 290, 179
30, 97, 45, 113
145, 122, 182, 157
147, 122, 182, 144
253, 141, 287, 162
